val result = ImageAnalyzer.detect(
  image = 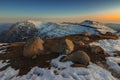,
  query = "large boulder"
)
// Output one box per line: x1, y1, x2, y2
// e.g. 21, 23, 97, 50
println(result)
44, 38, 74, 55
23, 37, 44, 58
65, 39, 74, 55
61, 50, 90, 66
90, 45, 107, 55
